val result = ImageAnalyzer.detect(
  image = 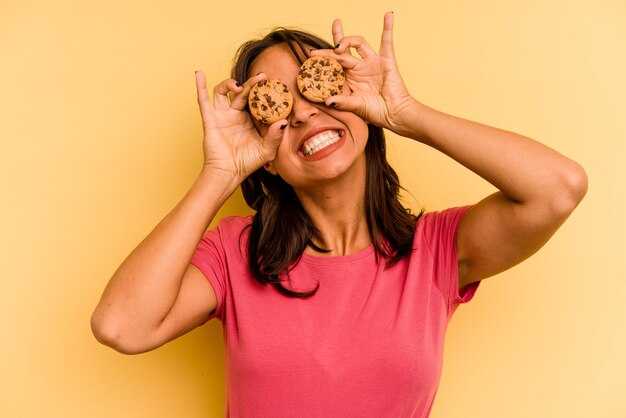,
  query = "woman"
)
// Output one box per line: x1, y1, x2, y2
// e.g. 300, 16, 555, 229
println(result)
91, 12, 587, 417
